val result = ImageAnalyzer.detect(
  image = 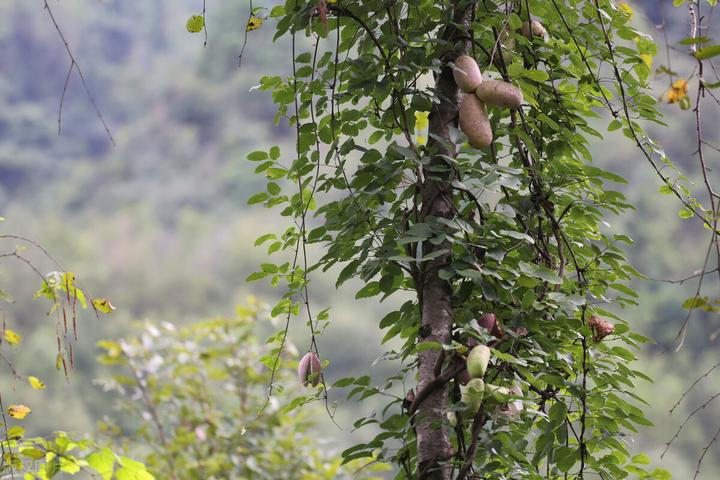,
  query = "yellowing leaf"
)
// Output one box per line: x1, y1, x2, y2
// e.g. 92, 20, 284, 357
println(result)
93, 298, 116, 314
4, 329, 21, 345
640, 53, 653, 68
414, 111, 430, 146
618, 2, 633, 18
28, 376, 45, 390
247, 16, 264, 32
667, 78, 689, 103
186, 15, 205, 33
8, 404, 31, 419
